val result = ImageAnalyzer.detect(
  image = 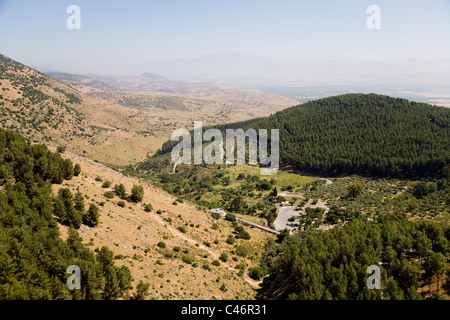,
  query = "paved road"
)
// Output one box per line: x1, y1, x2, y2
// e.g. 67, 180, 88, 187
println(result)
279, 192, 305, 198
274, 200, 330, 231
211, 208, 280, 235
236, 218, 280, 235
274, 206, 302, 231
305, 200, 329, 211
